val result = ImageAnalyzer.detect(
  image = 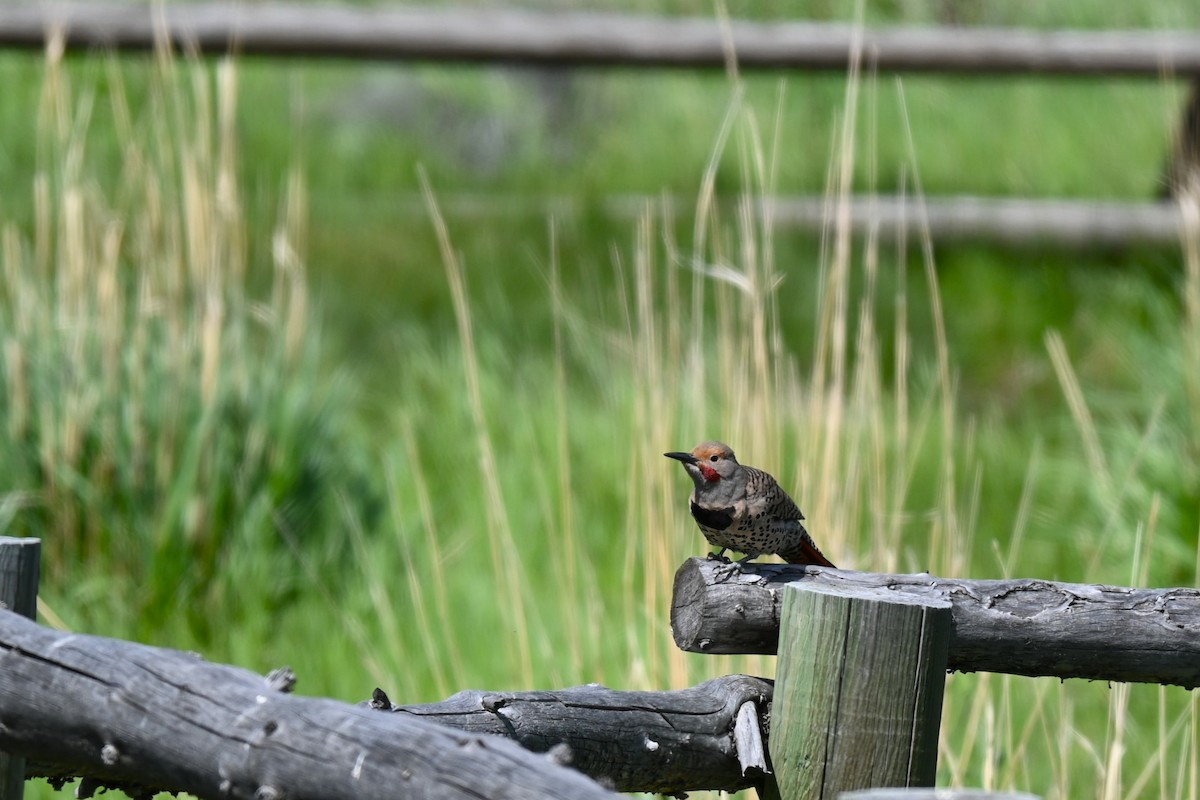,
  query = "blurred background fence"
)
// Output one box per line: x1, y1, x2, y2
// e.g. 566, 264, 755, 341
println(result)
2, 2, 1198, 245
